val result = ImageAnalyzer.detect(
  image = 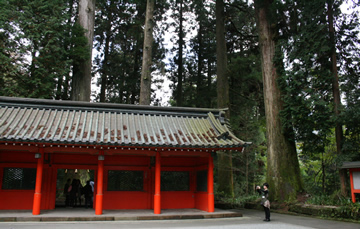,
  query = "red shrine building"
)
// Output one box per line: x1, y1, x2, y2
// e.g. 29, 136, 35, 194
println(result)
0, 96, 248, 215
